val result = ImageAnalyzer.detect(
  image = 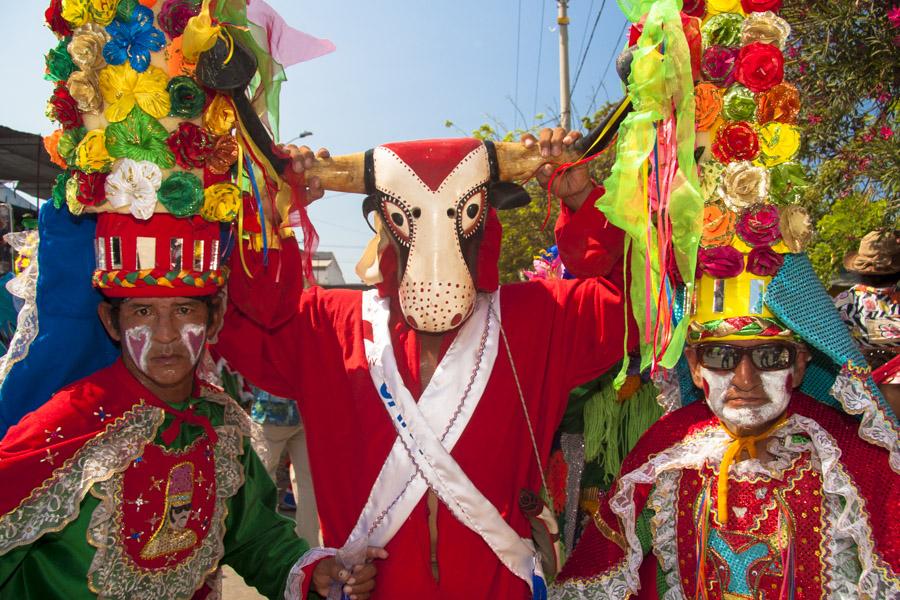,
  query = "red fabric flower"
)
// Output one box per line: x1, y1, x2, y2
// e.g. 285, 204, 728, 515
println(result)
158, 0, 202, 39
735, 42, 784, 93
166, 122, 214, 169
76, 171, 107, 206
741, 0, 782, 13
746, 246, 785, 276
44, 0, 73, 38
48, 83, 83, 130
736, 204, 782, 247
712, 121, 760, 163
698, 245, 745, 278
701, 45, 739, 87
682, 0, 707, 18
